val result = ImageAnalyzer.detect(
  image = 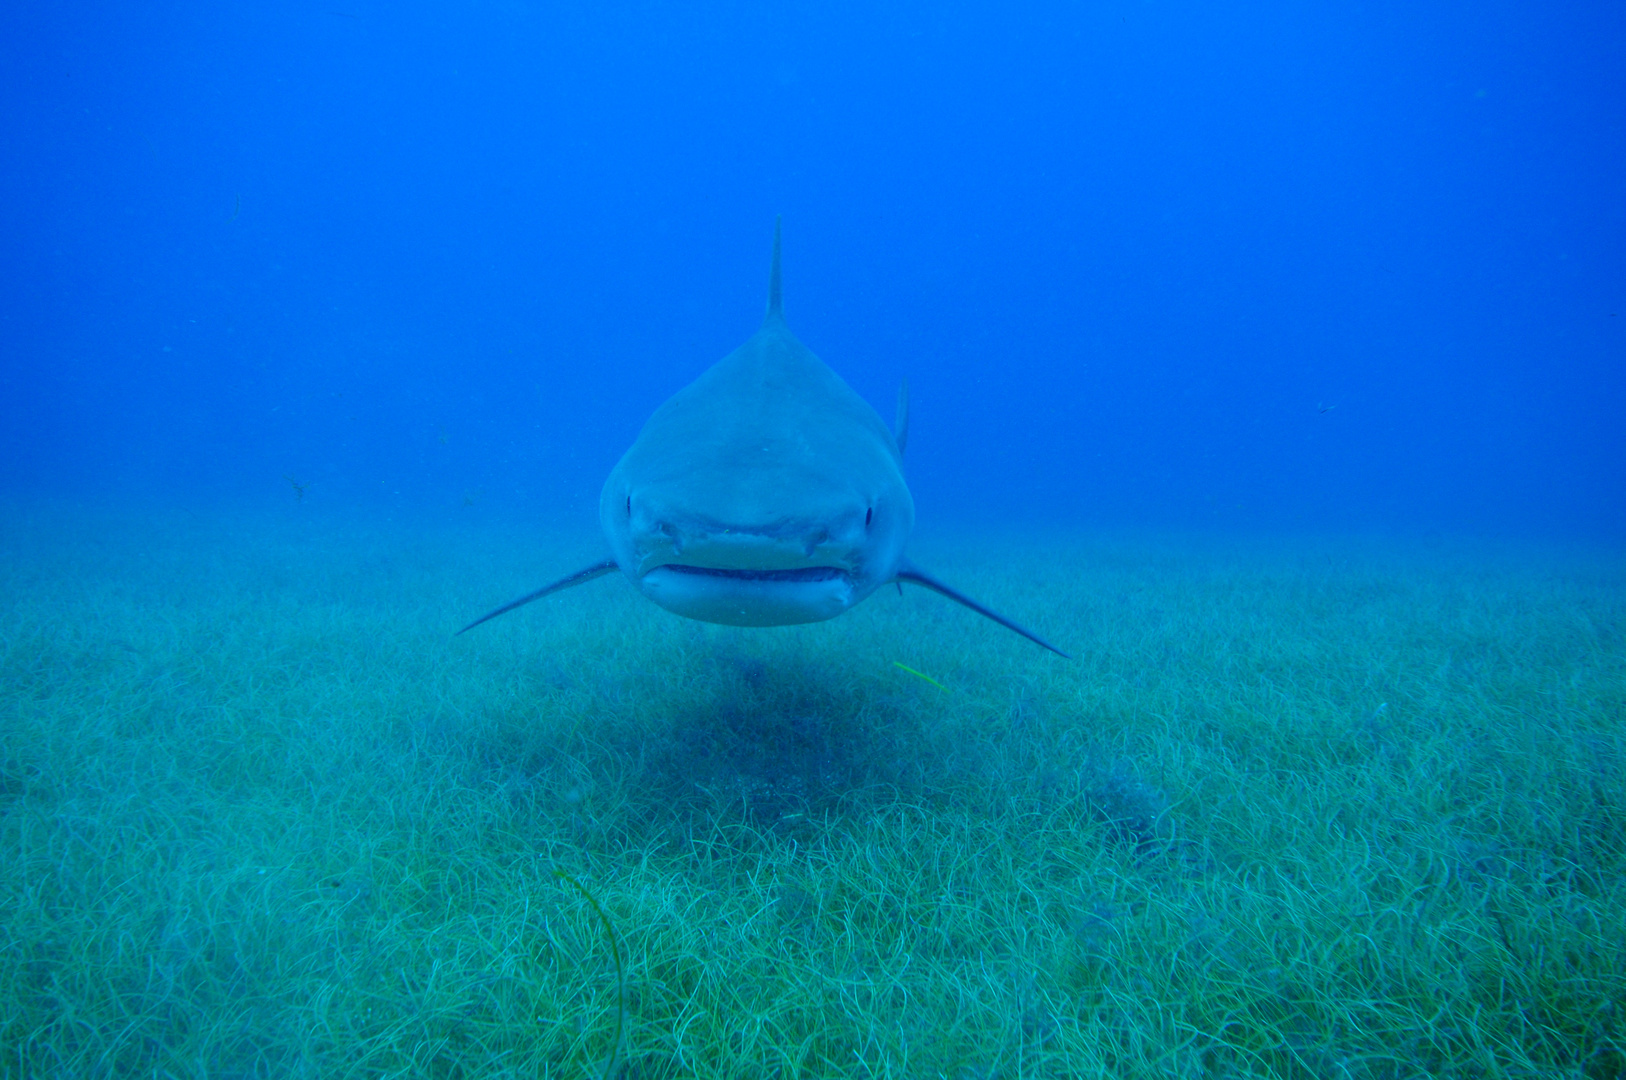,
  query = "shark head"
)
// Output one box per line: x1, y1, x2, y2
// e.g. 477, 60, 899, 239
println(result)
599, 308, 913, 626
458, 219, 1068, 657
